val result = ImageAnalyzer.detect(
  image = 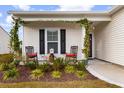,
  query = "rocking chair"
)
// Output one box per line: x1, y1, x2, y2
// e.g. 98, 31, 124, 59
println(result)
25, 46, 38, 65
66, 46, 78, 62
